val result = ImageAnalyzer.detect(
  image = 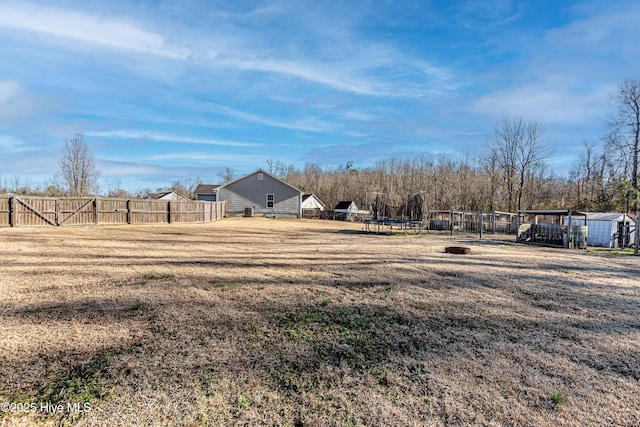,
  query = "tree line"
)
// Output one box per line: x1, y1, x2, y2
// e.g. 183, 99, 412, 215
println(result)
277, 76, 640, 216
2, 79, 639, 215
